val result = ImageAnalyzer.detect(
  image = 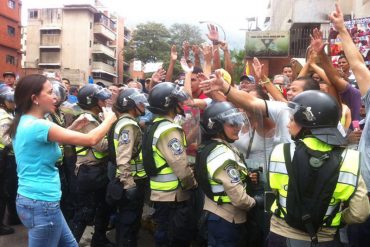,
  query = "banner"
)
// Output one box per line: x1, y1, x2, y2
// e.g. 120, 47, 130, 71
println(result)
330, 17, 370, 65
245, 31, 289, 57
